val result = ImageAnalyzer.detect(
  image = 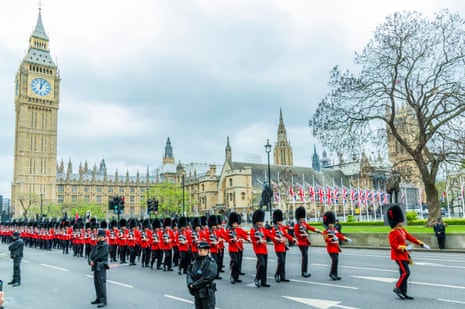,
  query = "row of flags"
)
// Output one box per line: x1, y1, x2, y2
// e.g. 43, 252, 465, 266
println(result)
441, 184, 465, 203
273, 183, 390, 207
